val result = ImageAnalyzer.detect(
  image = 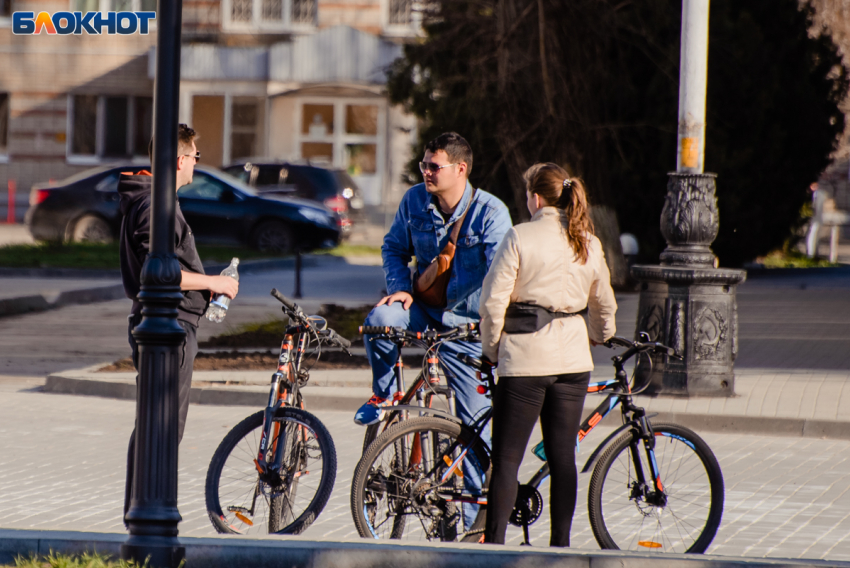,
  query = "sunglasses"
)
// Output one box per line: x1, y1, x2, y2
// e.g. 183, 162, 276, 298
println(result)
182, 151, 201, 161
419, 161, 458, 174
